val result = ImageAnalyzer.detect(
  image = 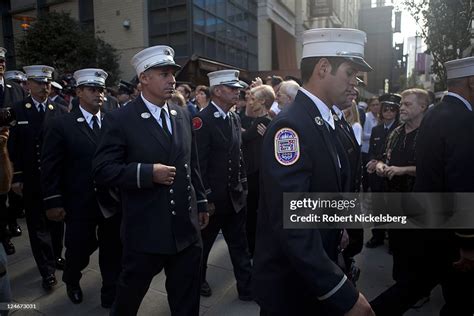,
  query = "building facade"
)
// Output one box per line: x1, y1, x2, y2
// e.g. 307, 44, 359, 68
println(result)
1, 0, 258, 82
